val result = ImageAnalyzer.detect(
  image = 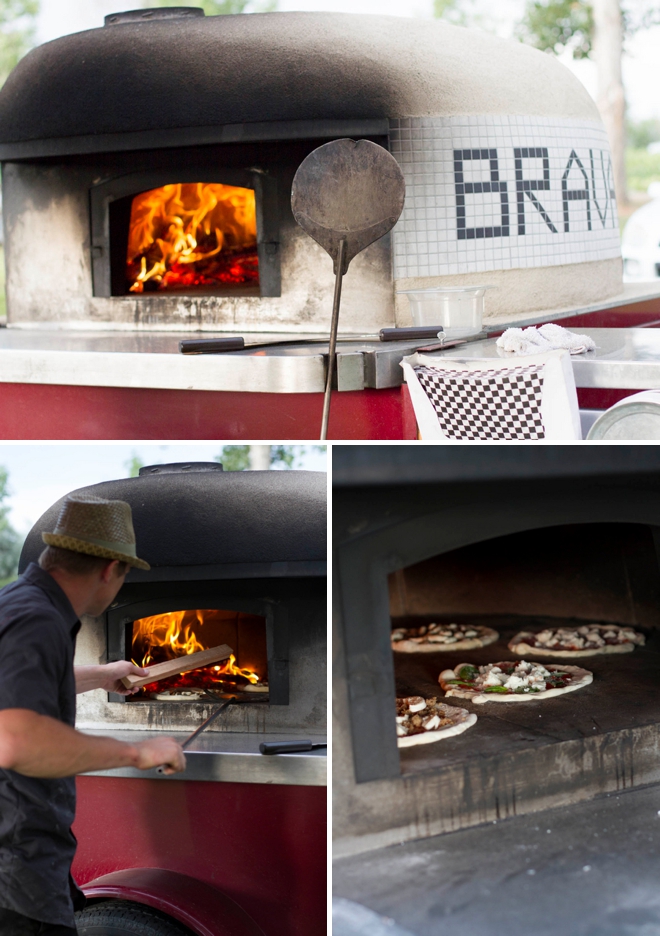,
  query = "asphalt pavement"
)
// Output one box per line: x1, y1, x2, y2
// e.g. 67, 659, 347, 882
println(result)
334, 782, 660, 936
